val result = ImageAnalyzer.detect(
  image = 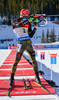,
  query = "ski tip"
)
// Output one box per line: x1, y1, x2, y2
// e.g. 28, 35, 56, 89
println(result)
7, 94, 8, 96
7, 94, 9, 96
7, 92, 9, 96
23, 77, 24, 79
